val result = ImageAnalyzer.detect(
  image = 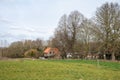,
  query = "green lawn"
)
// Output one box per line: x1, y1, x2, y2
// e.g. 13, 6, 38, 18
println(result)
0, 59, 120, 80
